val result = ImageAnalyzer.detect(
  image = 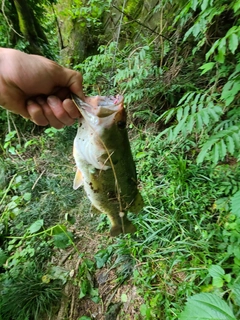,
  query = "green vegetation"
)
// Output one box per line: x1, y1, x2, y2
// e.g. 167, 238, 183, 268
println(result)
1, 0, 240, 319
